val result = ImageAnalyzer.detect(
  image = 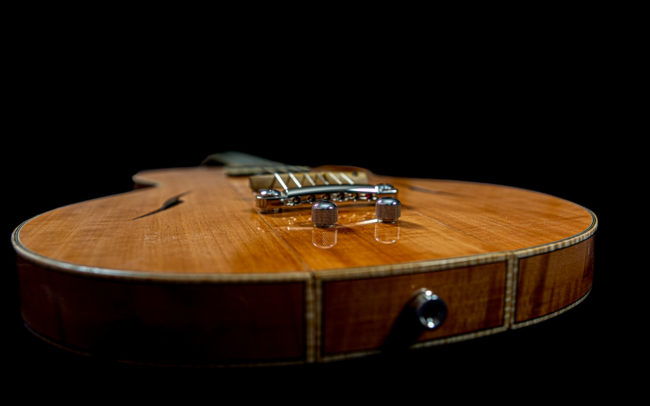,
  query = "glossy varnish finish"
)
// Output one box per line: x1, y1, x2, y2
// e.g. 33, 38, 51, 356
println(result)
321, 261, 508, 356
13, 166, 597, 365
18, 258, 306, 364
515, 236, 595, 324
